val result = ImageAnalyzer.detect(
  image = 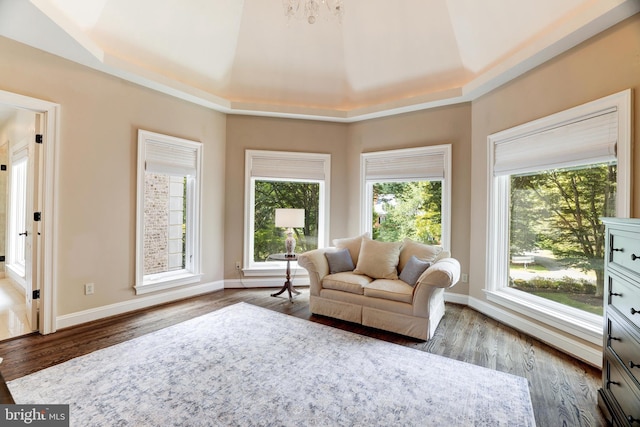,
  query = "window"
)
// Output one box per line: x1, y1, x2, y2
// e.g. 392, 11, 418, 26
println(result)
487, 90, 631, 343
135, 130, 202, 294
509, 164, 616, 316
361, 145, 451, 249
7, 151, 27, 281
244, 150, 330, 273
